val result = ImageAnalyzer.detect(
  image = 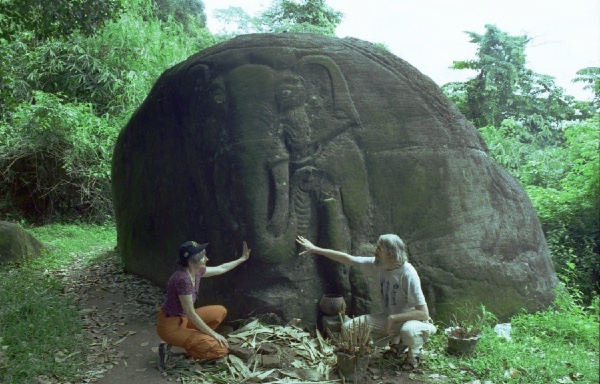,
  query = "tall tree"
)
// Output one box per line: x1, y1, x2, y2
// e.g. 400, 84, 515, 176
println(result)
214, 0, 343, 37
572, 67, 600, 104
154, 0, 207, 30
260, 0, 343, 36
448, 24, 578, 131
